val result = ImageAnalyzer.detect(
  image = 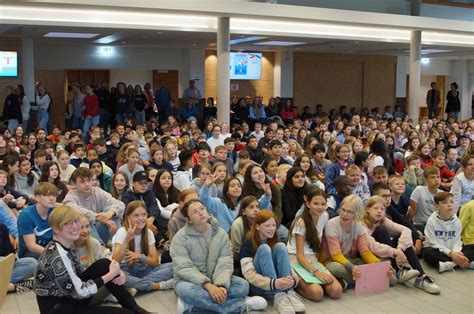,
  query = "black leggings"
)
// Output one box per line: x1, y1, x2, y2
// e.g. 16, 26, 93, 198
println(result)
37, 259, 140, 314
422, 245, 474, 268
372, 225, 425, 275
